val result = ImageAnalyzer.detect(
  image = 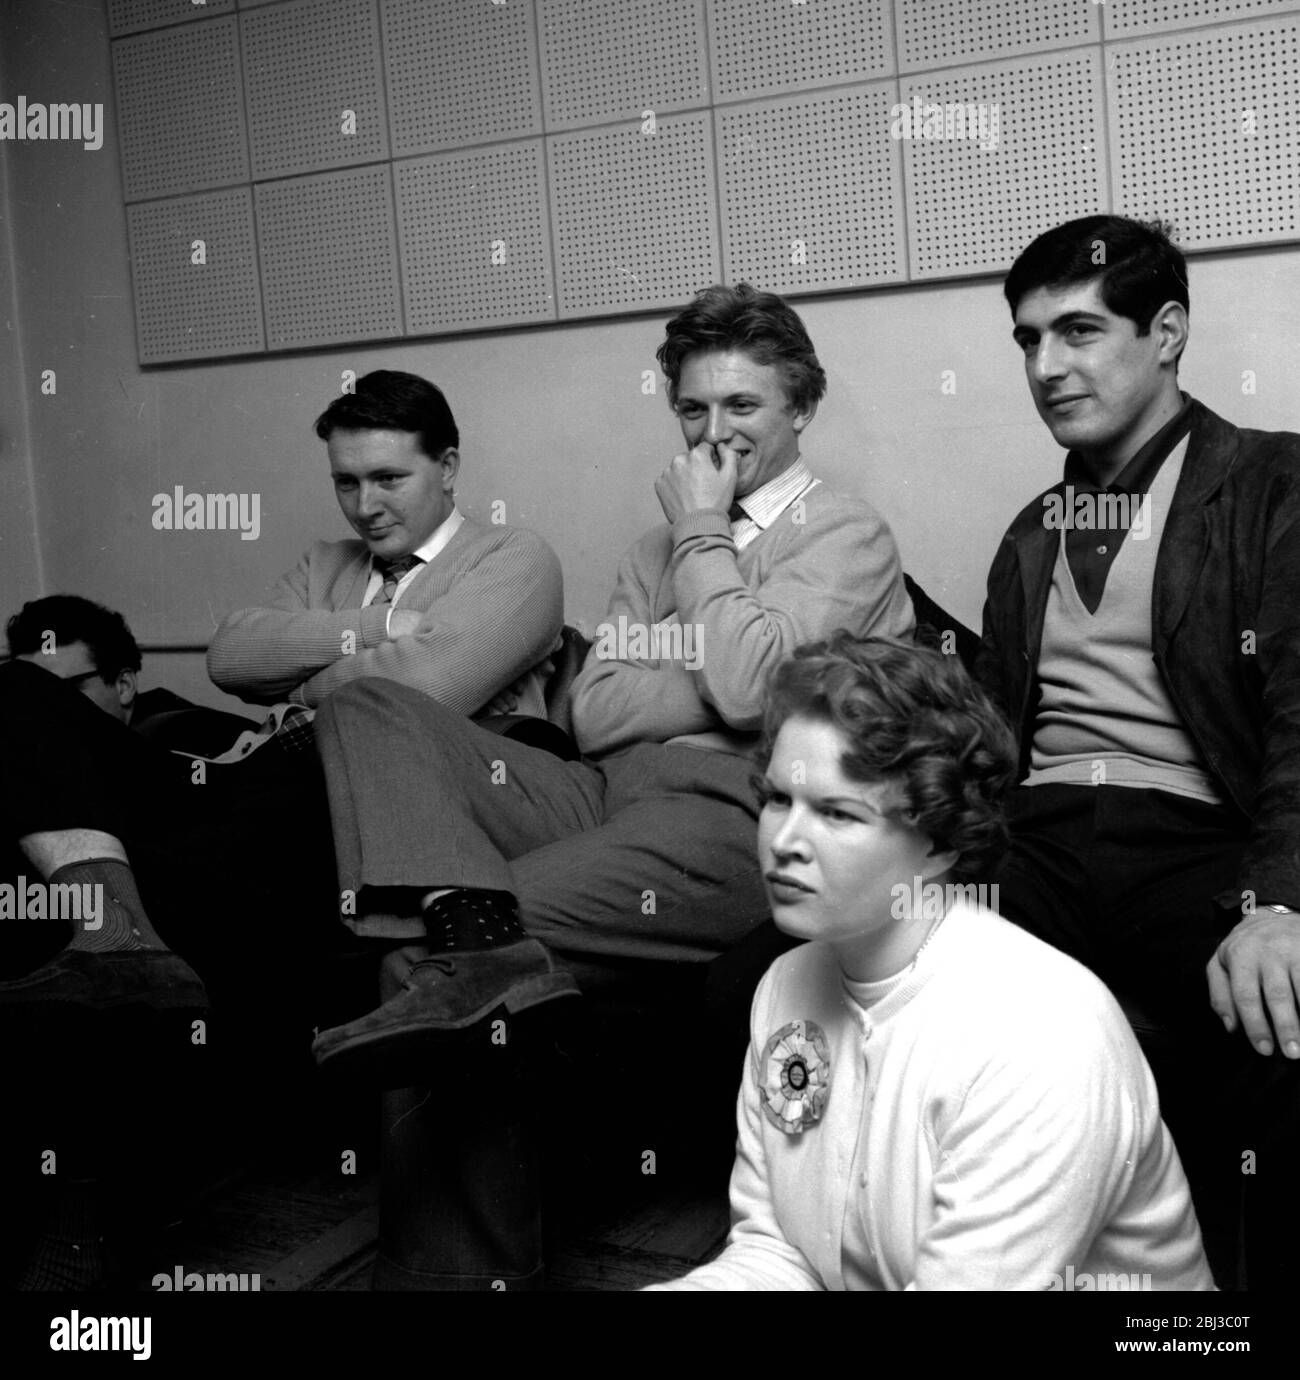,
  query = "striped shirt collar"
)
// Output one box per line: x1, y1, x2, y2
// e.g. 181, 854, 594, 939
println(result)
731, 458, 817, 545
